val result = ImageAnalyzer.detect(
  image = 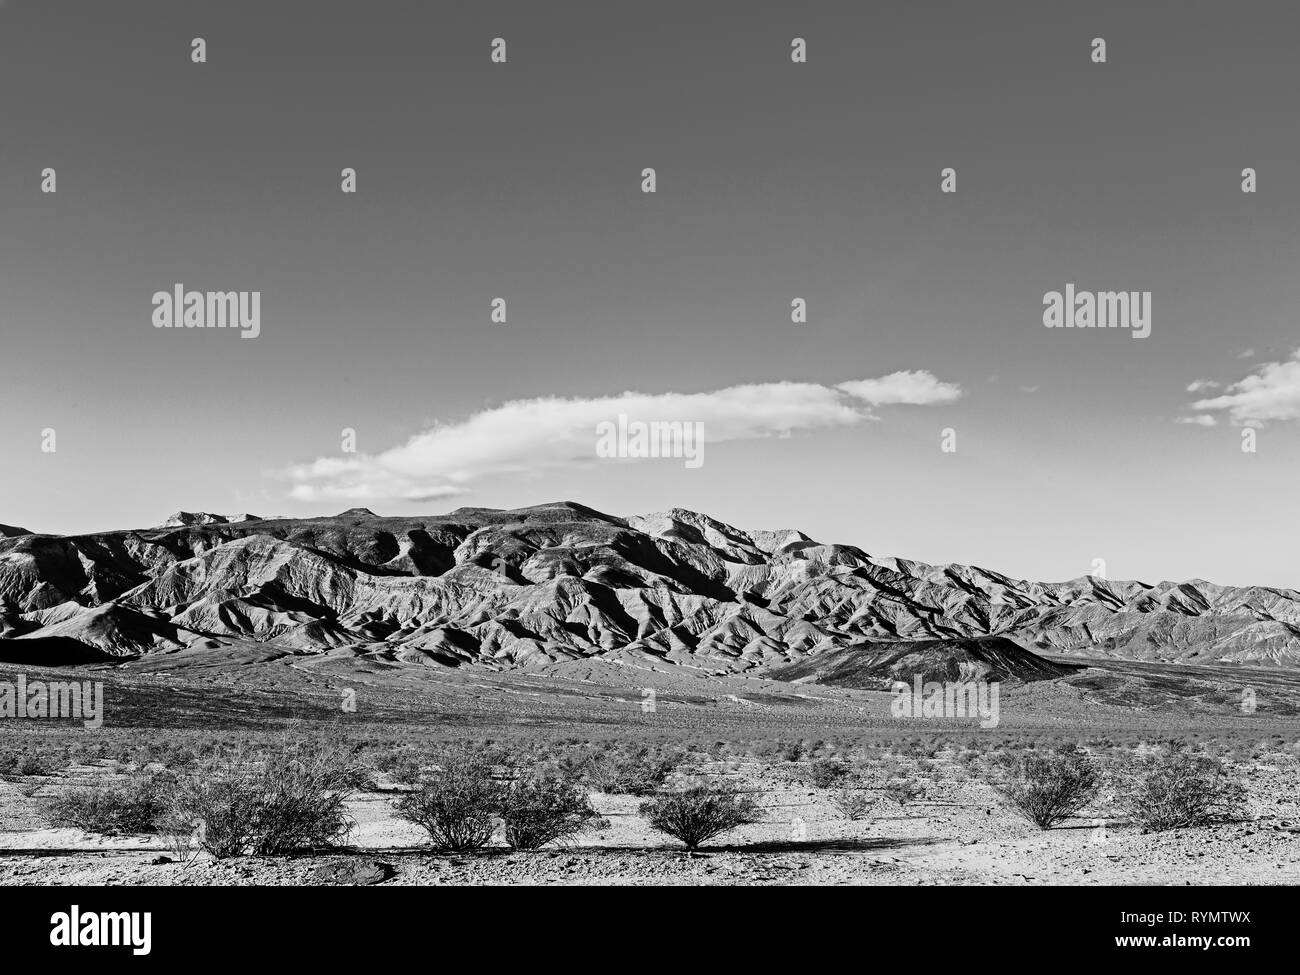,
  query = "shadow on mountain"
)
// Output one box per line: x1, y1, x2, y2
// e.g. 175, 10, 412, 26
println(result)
0, 637, 117, 665
767, 636, 1085, 687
